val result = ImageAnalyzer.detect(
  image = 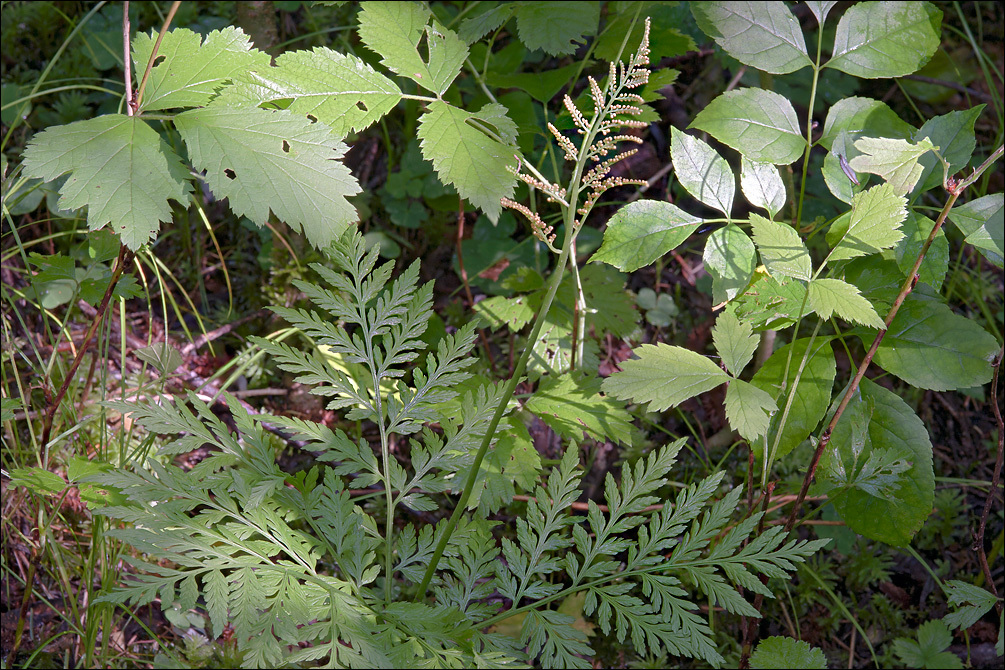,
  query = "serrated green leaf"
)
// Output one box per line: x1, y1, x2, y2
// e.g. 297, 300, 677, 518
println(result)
913, 106, 983, 196
943, 580, 998, 631
751, 337, 836, 460
602, 343, 728, 412
513, 2, 600, 56
590, 199, 702, 271
357, 2, 468, 95
175, 106, 359, 250
826, 2, 942, 78
712, 311, 757, 376
822, 378, 933, 546
725, 380, 777, 442
691, 88, 804, 165
525, 372, 633, 446
750, 214, 812, 281
829, 183, 907, 261
819, 97, 915, 151
9, 467, 67, 495
873, 297, 998, 391
848, 136, 936, 195
892, 620, 963, 670
808, 278, 886, 329
132, 27, 271, 112
473, 295, 534, 331
691, 2, 811, 74
417, 100, 519, 223
704, 223, 757, 305
22, 115, 192, 250
670, 127, 734, 215
458, 4, 514, 44
750, 636, 827, 670
215, 47, 401, 138
740, 158, 786, 218
949, 193, 1004, 268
